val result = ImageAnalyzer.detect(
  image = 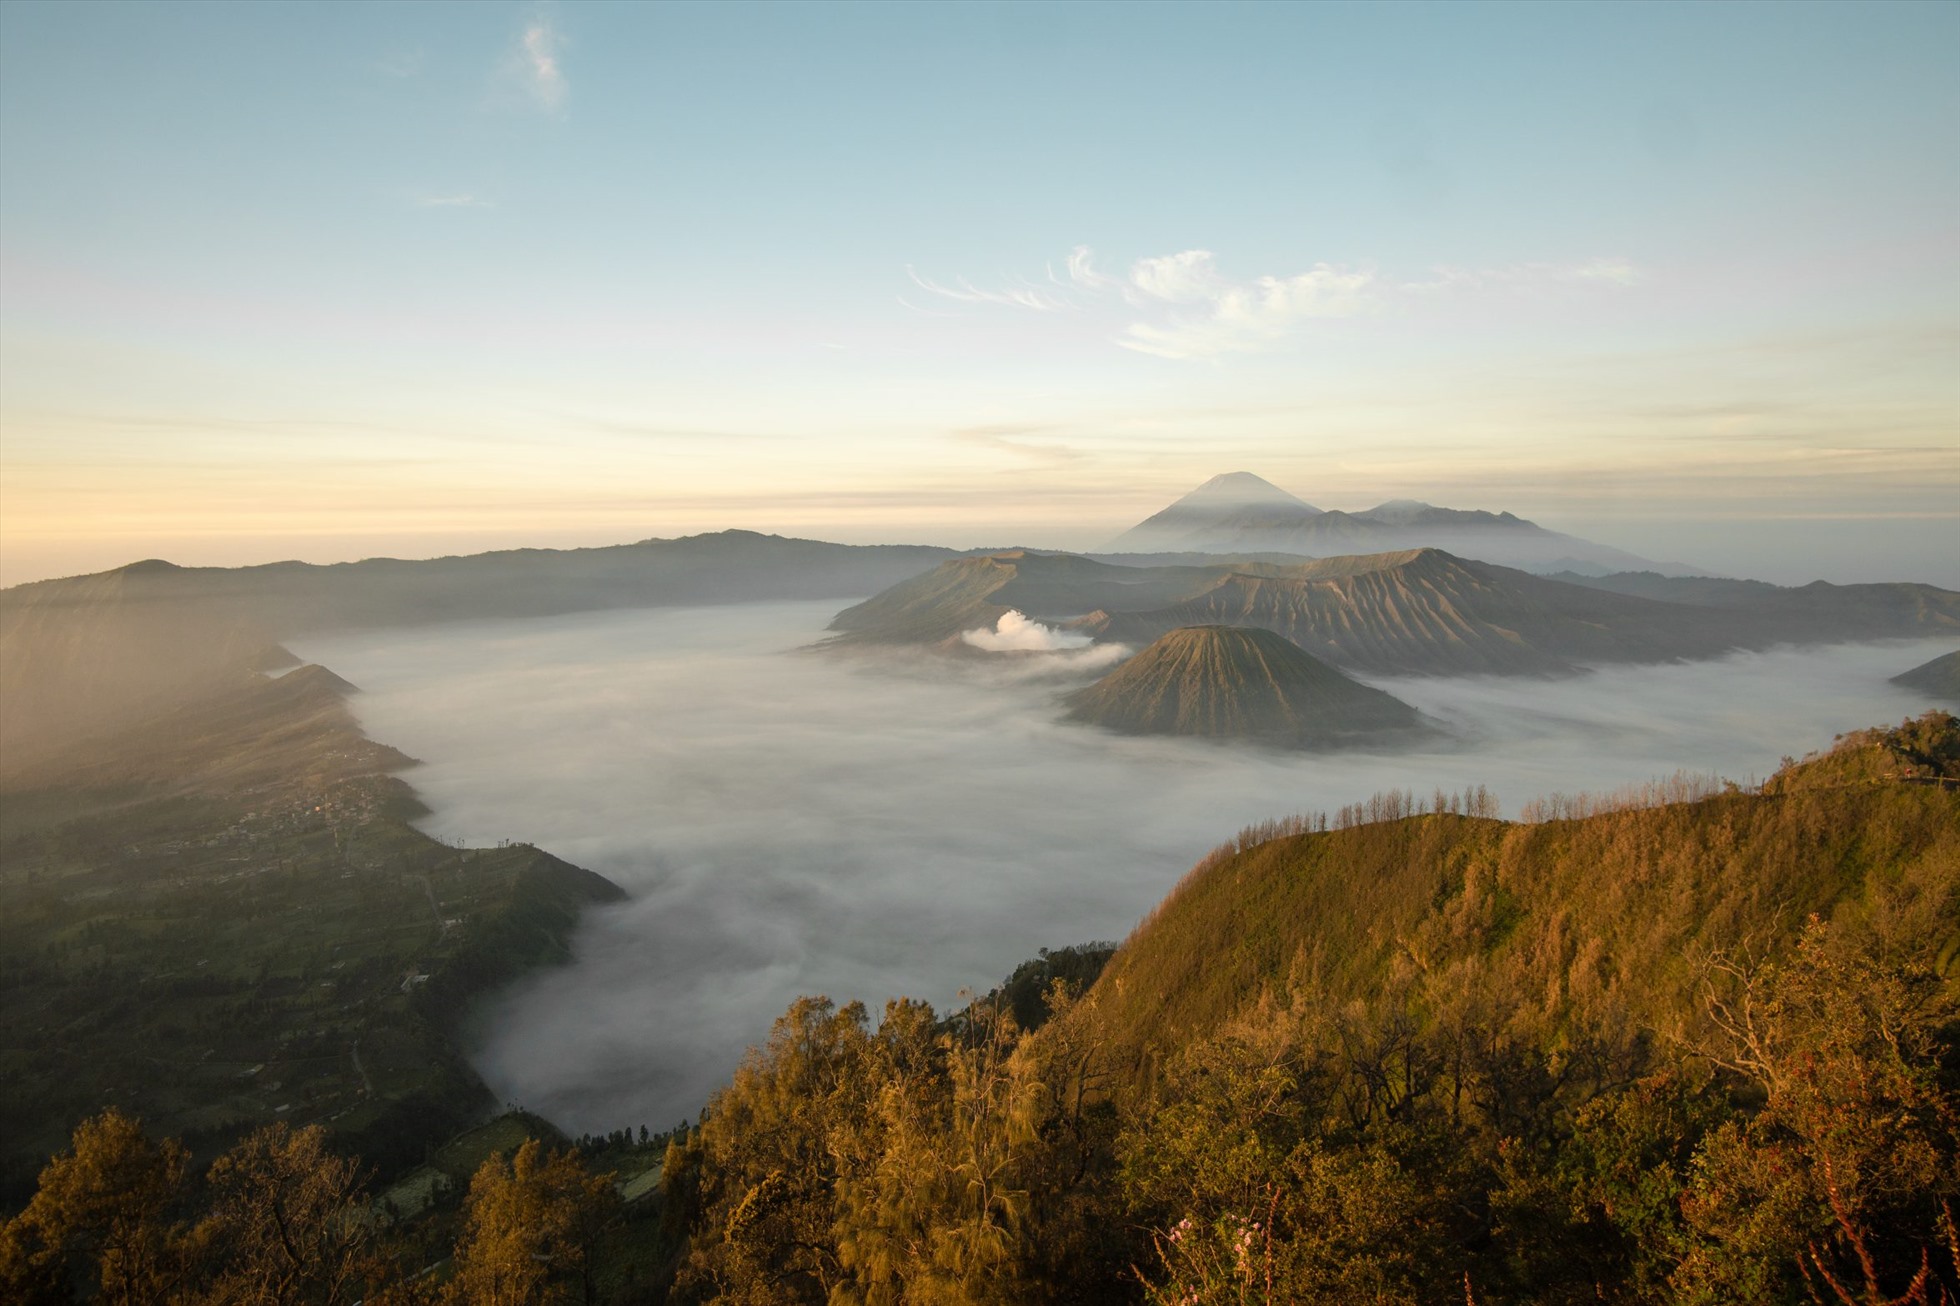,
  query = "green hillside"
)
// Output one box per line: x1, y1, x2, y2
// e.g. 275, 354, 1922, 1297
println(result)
0, 660, 624, 1207
1065, 625, 1423, 745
